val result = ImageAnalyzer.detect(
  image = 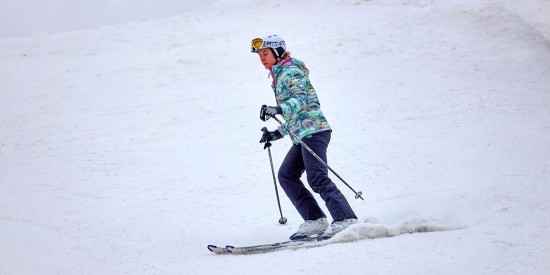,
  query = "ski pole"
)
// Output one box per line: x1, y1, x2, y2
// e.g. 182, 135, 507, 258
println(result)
270, 116, 364, 200
261, 127, 288, 224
